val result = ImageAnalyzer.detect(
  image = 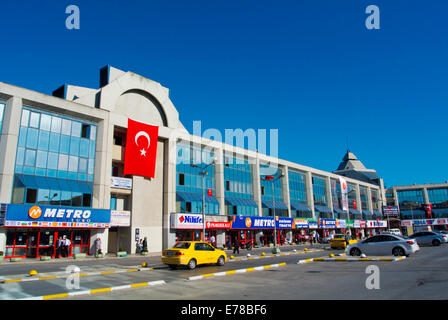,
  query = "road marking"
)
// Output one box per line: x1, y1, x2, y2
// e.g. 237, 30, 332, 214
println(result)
297, 256, 407, 264
19, 280, 166, 300
186, 262, 287, 281
1, 267, 154, 284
